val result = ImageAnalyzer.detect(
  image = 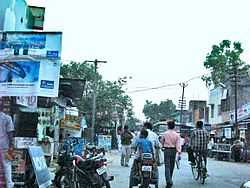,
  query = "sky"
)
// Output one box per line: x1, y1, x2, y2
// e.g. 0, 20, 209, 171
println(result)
29, 0, 250, 119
